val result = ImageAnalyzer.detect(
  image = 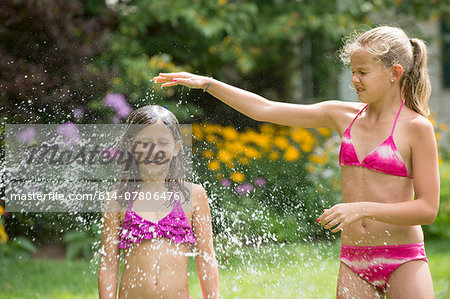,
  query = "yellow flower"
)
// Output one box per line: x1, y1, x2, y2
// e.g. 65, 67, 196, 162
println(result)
253, 135, 271, 151
0, 225, 7, 244
218, 150, 233, 163
283, 146, 300, 161
274, 136, 289, 150
204, 124, 221, 134
238, 157, 249, 165
206, 134, 217, 143
231, 172, 245, 182
192, 124, 203, 140
221, 126, 239, 140
218, 0, 227, 6
203, 150, 215, 159
300, 143, 314, 153
306, 164, 315, 173
291, 128, 315, 153
317, 128, 332, 137
269, 151, 279, 161
310, 154, 328, 165
438, 123, 448, 131
260, 124, 275, 135
244, 147, 262, 159
0, 206, 4, 215
226, 142, 246, 154
215, 173, 224, 180
225, 161, 235, 169
207, 160, 220, 171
